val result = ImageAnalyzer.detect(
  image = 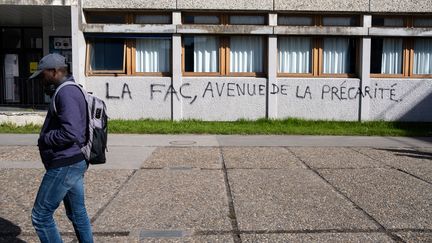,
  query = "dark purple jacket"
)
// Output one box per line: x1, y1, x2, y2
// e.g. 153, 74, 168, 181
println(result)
38, 76, 87, 169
